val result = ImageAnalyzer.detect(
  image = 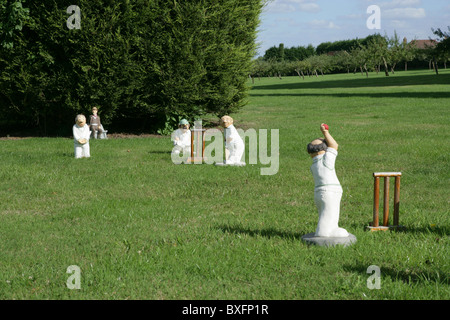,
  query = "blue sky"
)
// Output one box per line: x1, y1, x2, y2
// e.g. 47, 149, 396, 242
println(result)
256, 0, 450, 56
